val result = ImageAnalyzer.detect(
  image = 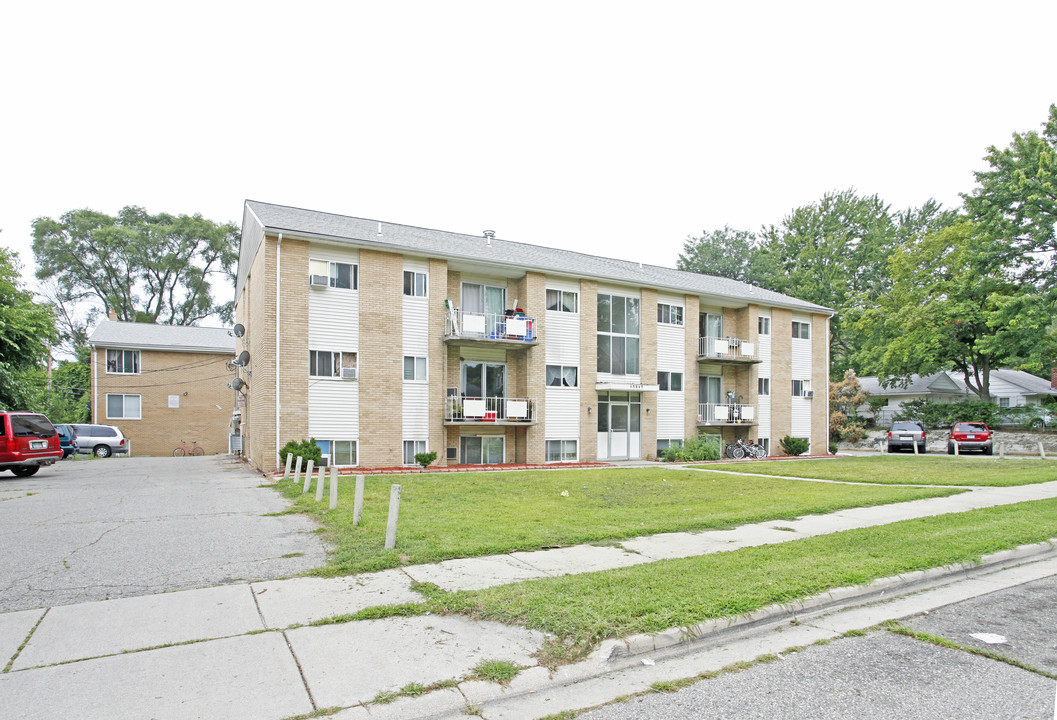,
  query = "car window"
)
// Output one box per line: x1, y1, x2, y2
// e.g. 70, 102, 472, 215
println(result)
99, 427, 116, 437
955, 423, 988, 432
11, 414, 56, 437
0, 416, 6, 436
891, 423, 921, 431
